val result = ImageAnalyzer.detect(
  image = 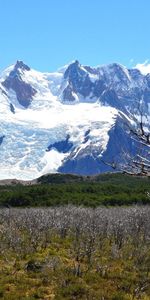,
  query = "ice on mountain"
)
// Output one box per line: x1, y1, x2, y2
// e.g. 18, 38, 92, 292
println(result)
0, 60, 149, 179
